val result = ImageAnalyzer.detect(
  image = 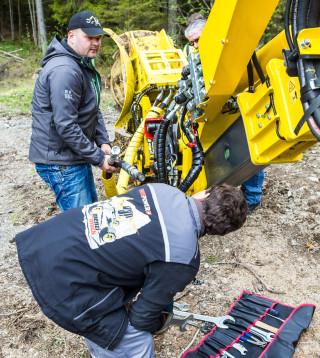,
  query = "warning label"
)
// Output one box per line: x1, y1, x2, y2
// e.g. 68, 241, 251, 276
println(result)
288, 80, 295, 92
288, 79, 298, 104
